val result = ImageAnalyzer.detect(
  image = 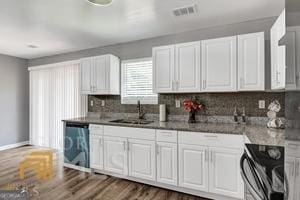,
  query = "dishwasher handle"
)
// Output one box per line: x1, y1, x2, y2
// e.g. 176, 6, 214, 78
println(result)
66, 122, 89, 129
